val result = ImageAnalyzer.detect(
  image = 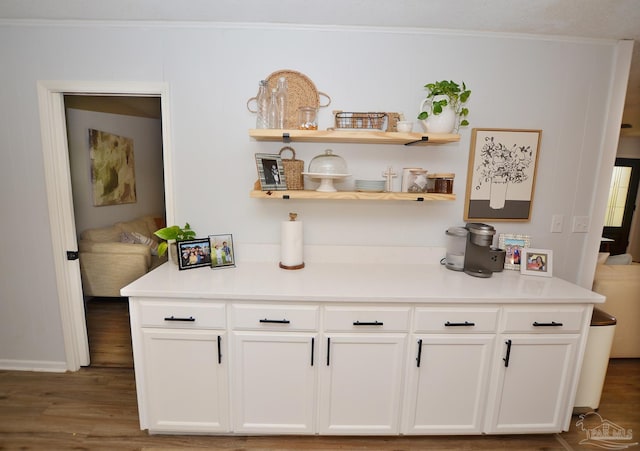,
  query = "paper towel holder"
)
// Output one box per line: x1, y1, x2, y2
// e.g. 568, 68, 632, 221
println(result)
279, 212, 305, 270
